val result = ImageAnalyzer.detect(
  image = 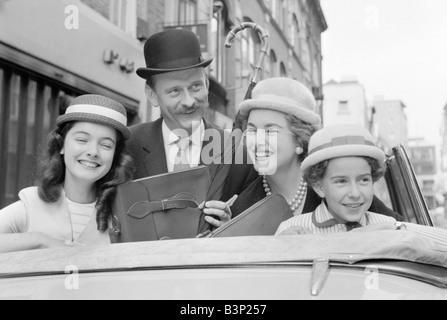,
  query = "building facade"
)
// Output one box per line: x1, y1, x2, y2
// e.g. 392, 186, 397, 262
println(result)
441, 103, 447, 172
408, 139, 437, 211
322, 77, 370, 128
0, 0, 146, 208
371, 98, 409, 153
0, 0, 327, 208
